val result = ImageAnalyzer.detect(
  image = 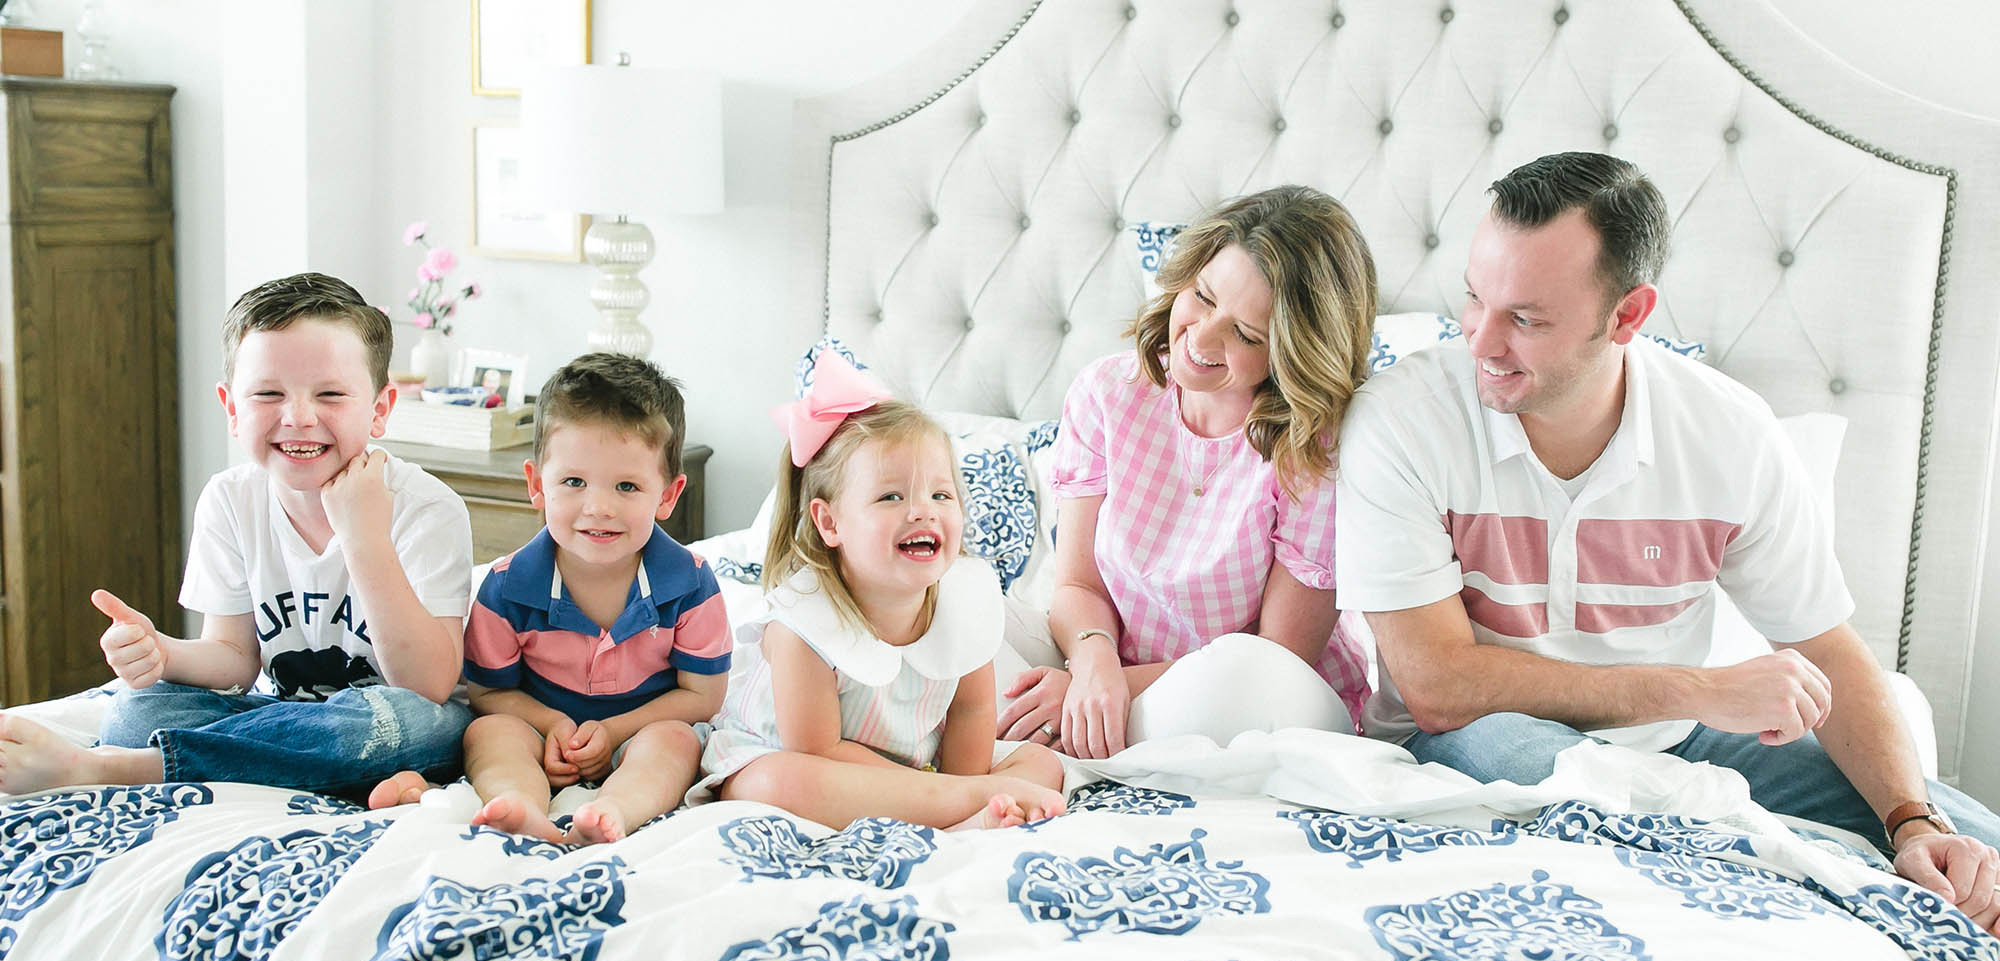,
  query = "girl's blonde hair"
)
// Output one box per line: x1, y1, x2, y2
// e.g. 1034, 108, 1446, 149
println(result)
1127, 185, 1378, 496
763, 399, 962, 633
